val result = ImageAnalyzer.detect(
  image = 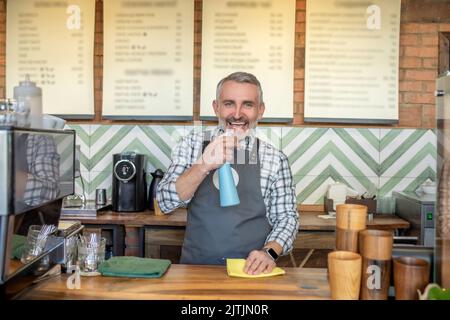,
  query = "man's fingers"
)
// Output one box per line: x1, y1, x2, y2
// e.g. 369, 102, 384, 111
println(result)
254, 261, 268, 275
244, 253, 257, 273
263, 262, 275, 274
248, 258, 263, 275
